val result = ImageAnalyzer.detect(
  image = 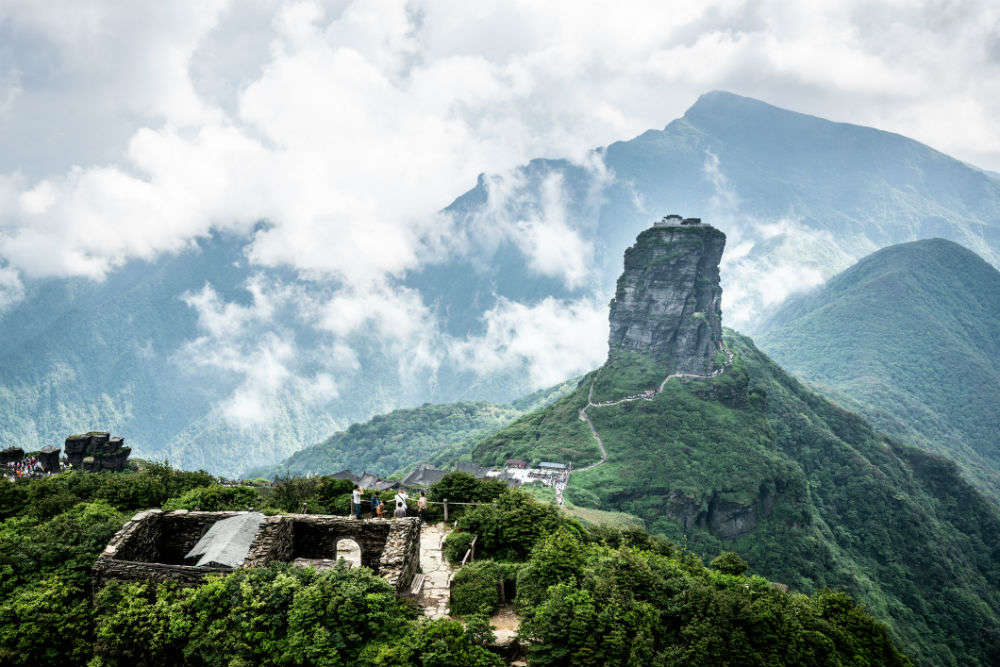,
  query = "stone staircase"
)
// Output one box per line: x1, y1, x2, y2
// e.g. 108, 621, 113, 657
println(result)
413, 523, 454, 618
